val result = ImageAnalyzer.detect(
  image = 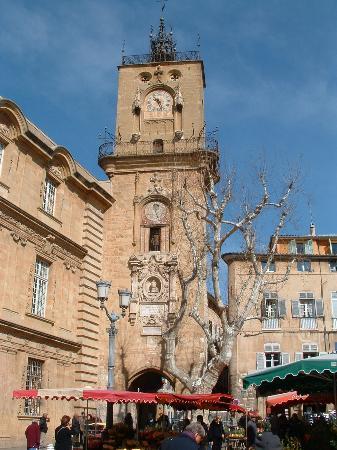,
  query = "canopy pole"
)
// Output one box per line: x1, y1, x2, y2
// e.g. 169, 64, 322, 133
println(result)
136, 403, 140, 440
85, 400, 88, 450
333, 372, 337, 411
